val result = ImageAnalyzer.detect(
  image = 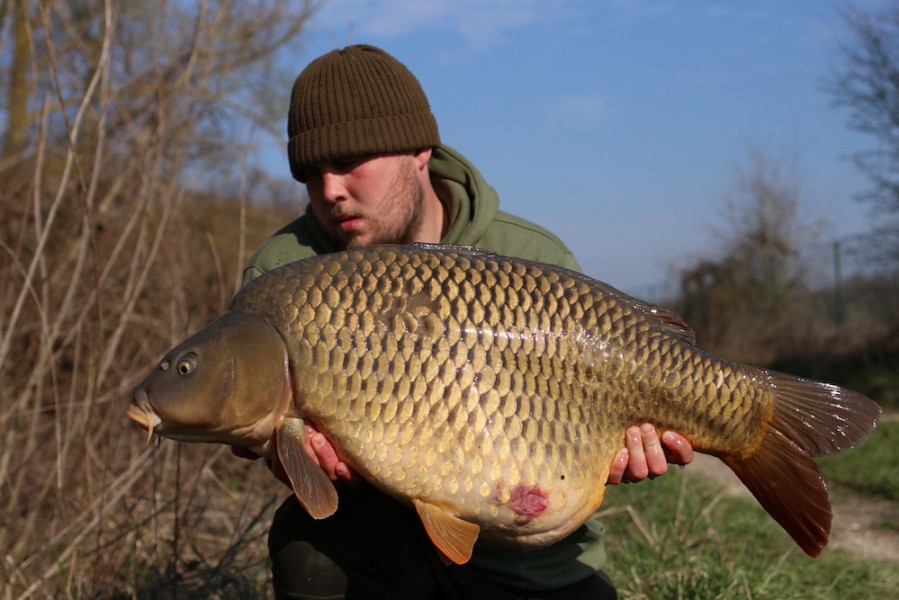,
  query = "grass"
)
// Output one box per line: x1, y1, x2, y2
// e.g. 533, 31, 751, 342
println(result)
80, 444, 281, 599
818, 419, 899, 502
600, 469, 899, 600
